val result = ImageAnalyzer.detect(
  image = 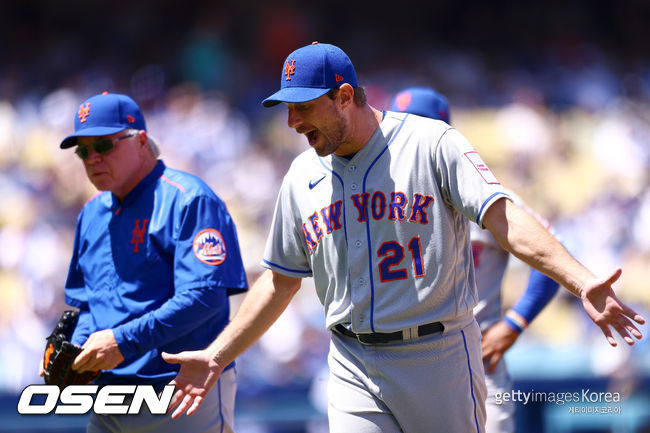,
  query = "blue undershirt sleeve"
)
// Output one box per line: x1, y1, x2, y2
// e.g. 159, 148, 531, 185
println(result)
112, 287, 227, 361
511, 268, 560, 325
